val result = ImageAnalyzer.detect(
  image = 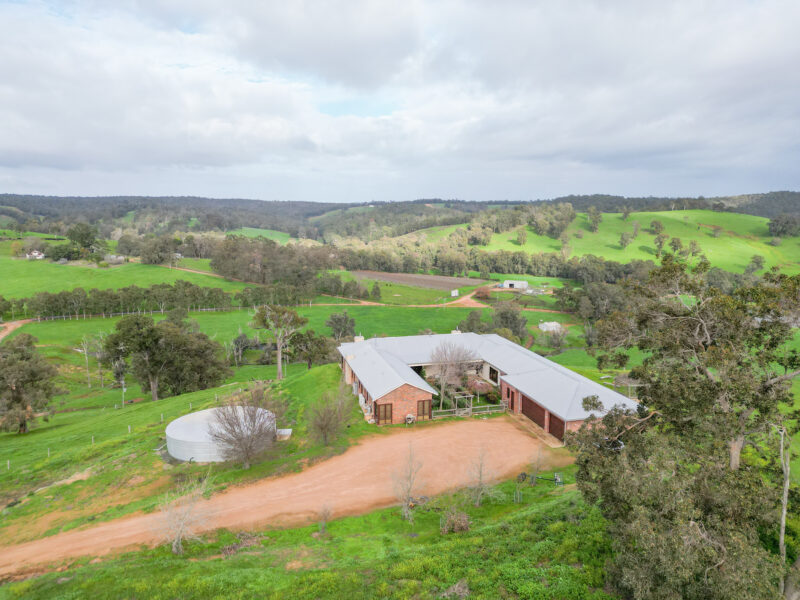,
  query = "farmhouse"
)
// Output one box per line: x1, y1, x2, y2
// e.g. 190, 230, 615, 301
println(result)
499, 280, 528, 290
337, 333, 637, 440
